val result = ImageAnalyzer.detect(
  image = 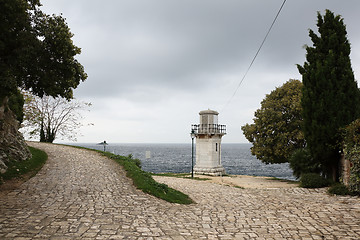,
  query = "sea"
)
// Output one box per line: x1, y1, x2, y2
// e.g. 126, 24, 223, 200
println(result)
72, 143, 296, 181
